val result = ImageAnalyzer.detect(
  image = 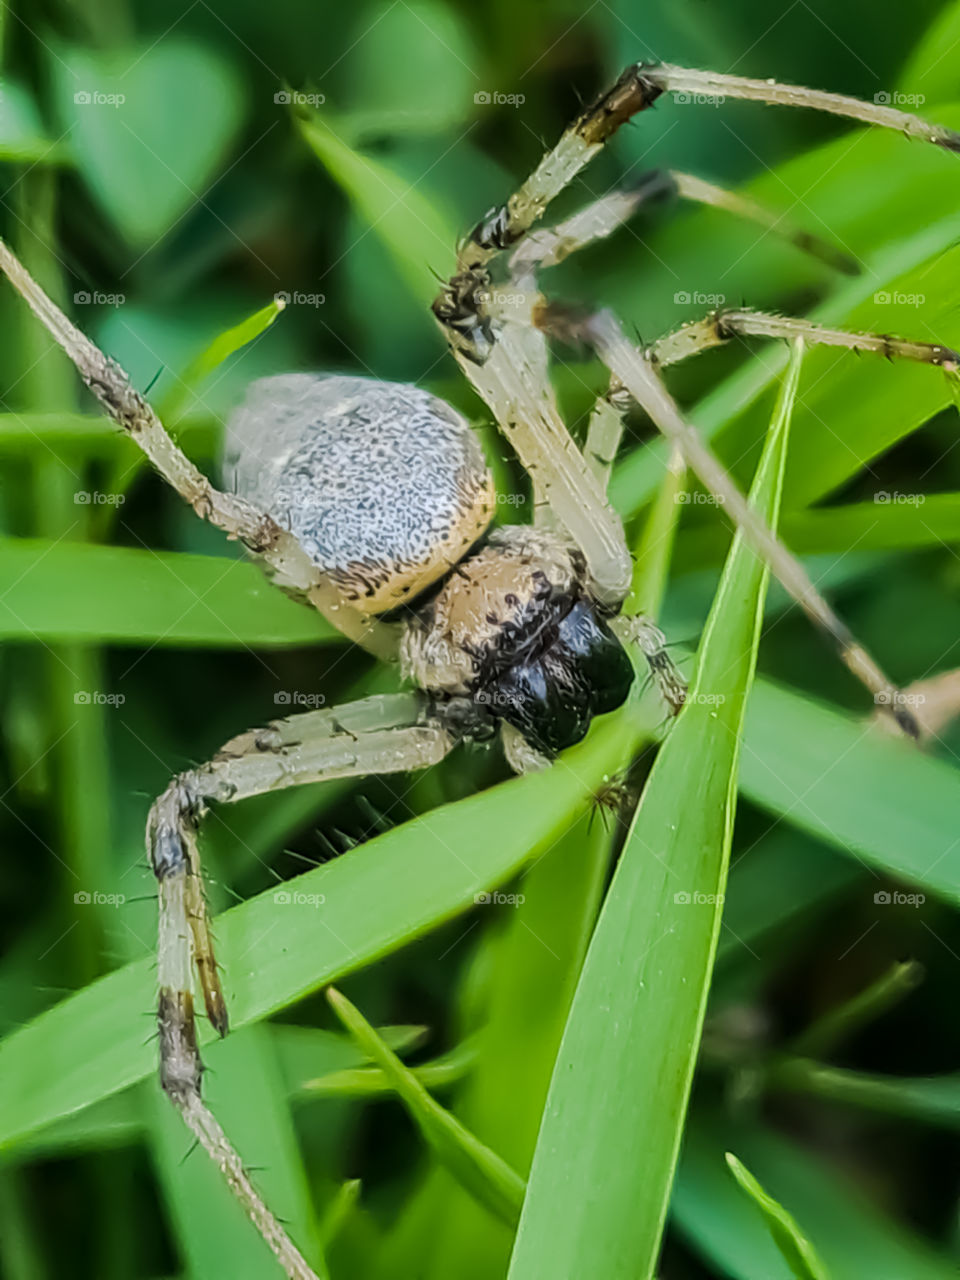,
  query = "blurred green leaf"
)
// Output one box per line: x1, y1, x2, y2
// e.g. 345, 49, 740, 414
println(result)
53, 42, 244, 245
297, 110, 458, 305
339, 1, 478, 142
